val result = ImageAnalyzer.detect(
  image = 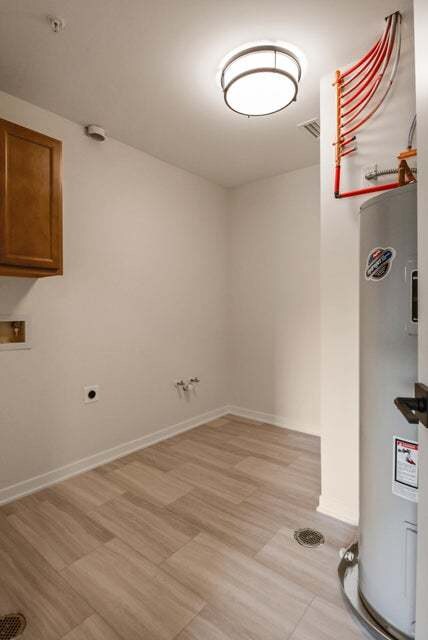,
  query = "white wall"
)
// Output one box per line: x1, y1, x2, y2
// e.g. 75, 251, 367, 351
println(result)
0, 90, 321, 501
413, 2, 428, 637
319, 7, 415, 524
0, 6, 415, 518
0, 91, 229, 497
229, 165, 320, 435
